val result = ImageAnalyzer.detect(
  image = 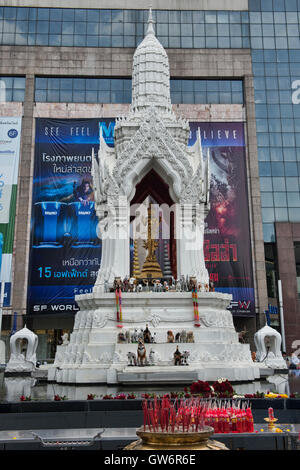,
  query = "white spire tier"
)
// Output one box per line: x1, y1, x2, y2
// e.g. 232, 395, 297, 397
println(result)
114, 8, 190, 153
131, 8, 172, 113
